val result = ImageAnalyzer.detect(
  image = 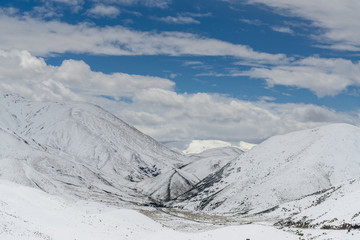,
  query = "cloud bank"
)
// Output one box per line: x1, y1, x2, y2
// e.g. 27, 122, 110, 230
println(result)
242, 57, 360, 97
246, 0, 360, 51
0, 14, 286, 63
0, 49, 174, 101
0, 49, 357, 143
